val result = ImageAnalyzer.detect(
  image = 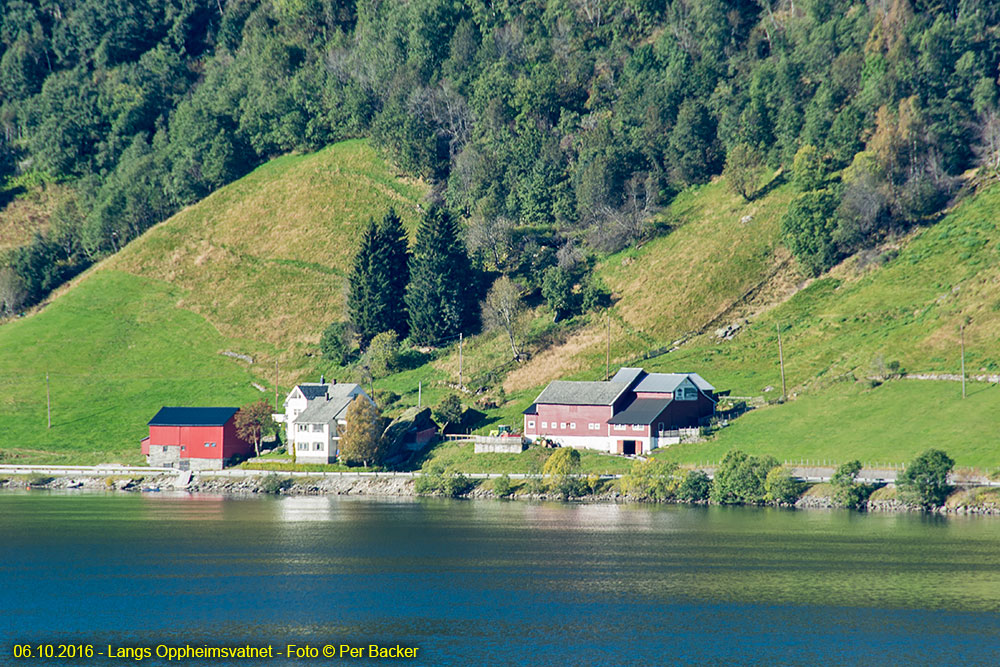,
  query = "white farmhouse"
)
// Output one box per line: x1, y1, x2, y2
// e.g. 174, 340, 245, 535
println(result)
272, 379, 371, 463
